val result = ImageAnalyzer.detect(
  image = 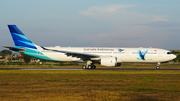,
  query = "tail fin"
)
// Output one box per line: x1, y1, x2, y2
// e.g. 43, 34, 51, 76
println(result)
8, 25, 37, 49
